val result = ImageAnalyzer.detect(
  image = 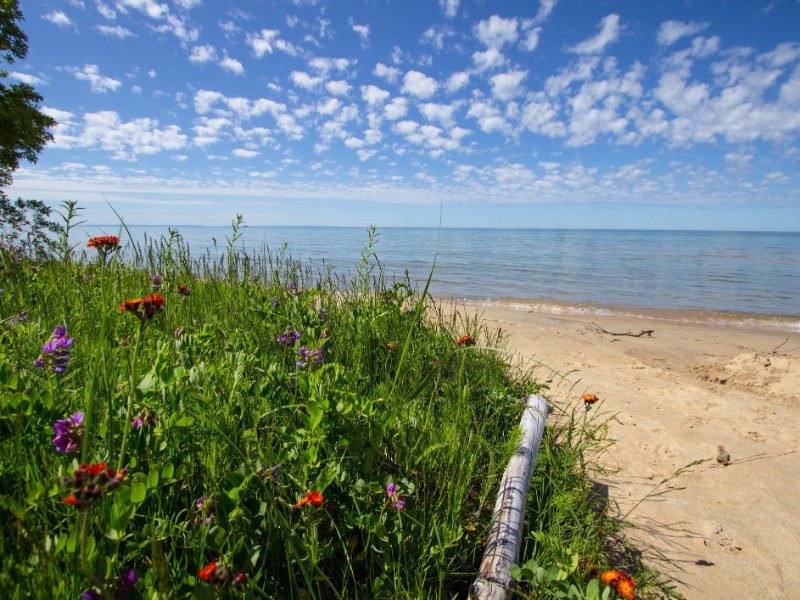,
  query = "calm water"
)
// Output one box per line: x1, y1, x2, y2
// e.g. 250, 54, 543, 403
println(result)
81, 226, 800, 329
